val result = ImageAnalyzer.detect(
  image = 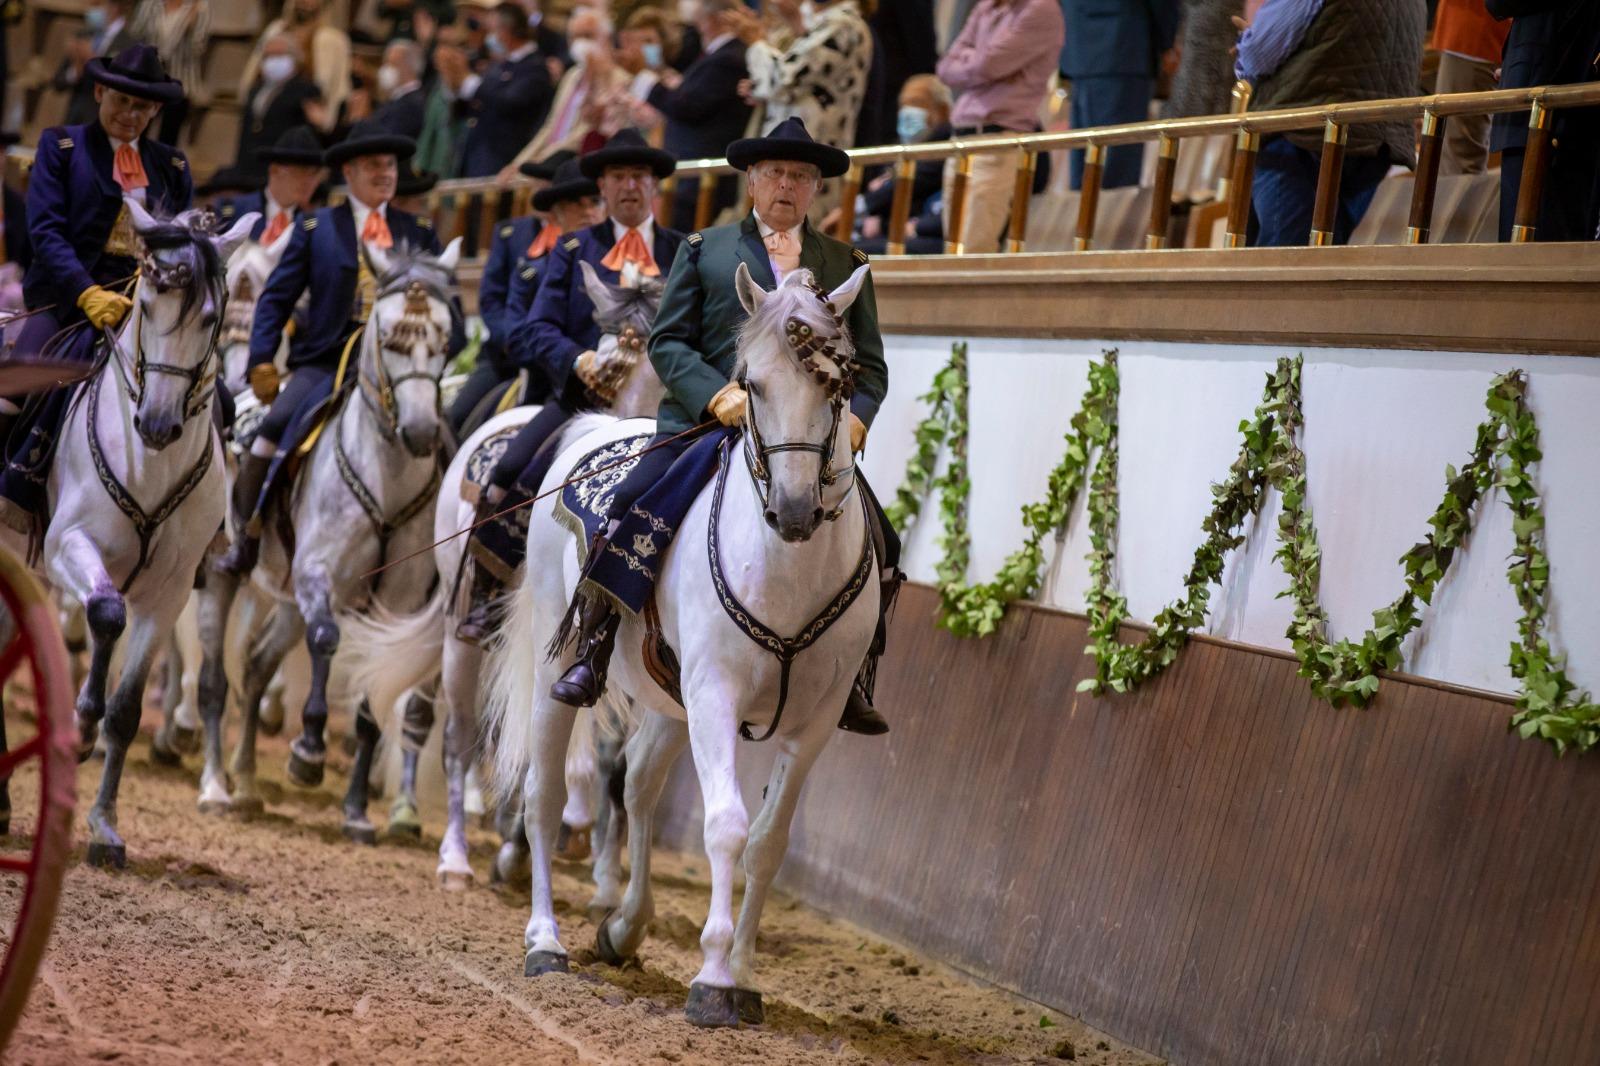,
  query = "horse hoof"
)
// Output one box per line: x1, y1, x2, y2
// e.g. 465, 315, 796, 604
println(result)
594, 910, 631, 966
86, 842, 127, 869
438, 869, 473, 892
523, 951, 569, 977
286, 747, 324, 789
230, 796, 265, 819
685, 983, 742, 1029
386, 820, 422, 841
733, 988, 765, 1026
149, 738, 182, 767
342, 817, 377, 846
555, 823, 592, 862
258, 715, 283, 738
172, 724, 201, 755
197, 797, 230, 816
